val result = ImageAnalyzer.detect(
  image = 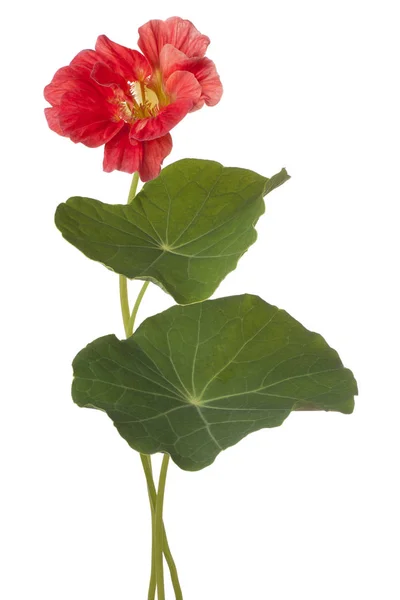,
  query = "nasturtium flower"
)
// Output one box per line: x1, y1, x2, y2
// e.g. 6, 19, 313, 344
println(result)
44, 17, 222, 181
